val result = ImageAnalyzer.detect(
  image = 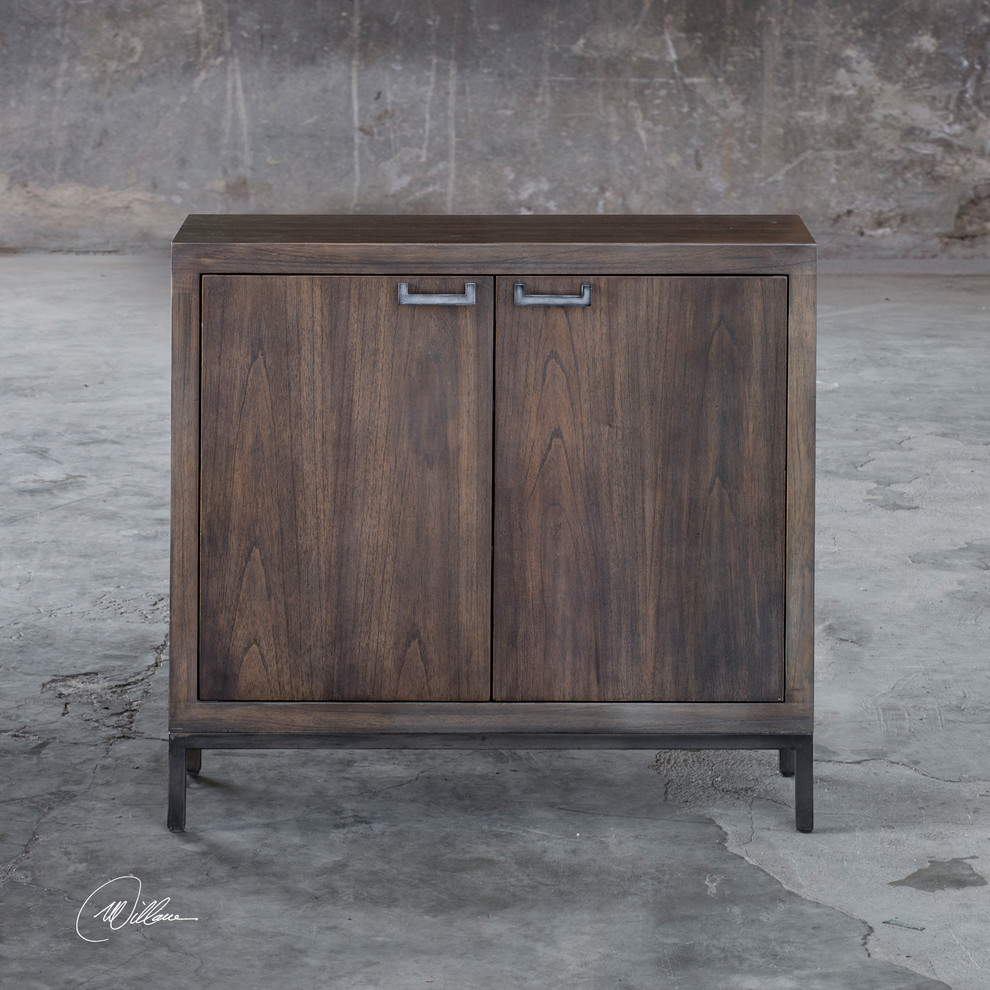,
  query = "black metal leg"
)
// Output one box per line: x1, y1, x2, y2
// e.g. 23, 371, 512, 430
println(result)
779, 748, 796, 777
163, 733, 816, 832
168, 736, 187, 833
794, 738, 814, 833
